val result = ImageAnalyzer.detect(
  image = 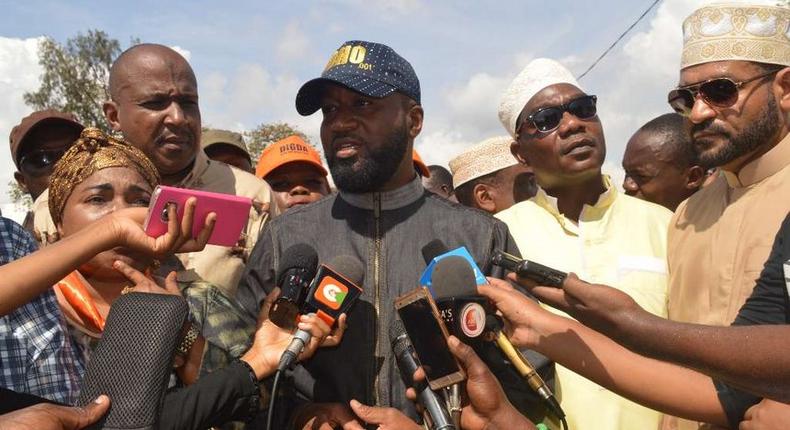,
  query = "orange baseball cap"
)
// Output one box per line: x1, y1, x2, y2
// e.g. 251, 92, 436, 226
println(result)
412, 149, 430, 178
256, 135, 328, 179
